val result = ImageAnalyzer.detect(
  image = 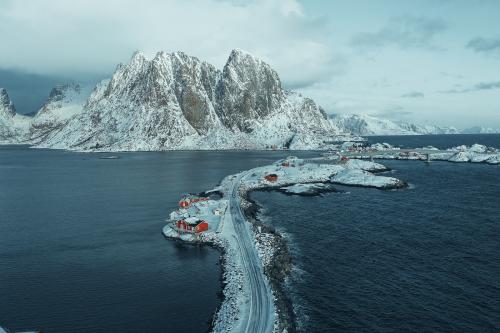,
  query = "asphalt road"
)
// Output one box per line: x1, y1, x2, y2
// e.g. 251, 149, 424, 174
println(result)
228, 172, 274, 333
